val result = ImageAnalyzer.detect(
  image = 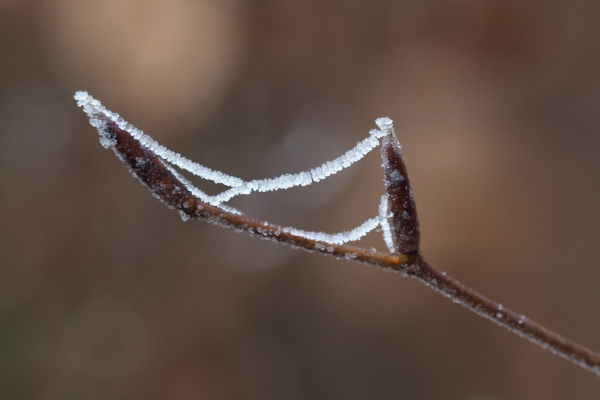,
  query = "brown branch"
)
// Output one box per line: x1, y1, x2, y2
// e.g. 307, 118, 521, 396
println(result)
91, 112, 600, 377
